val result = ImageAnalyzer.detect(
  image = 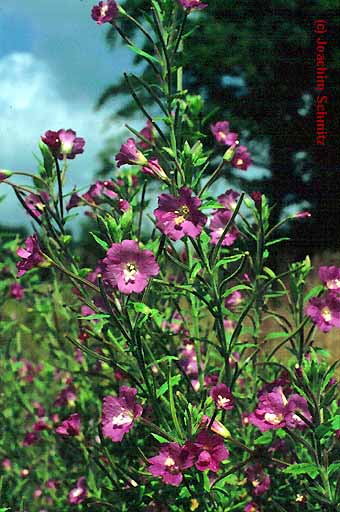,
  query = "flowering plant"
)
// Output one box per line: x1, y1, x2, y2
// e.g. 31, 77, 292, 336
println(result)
1, 1, 340, 511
